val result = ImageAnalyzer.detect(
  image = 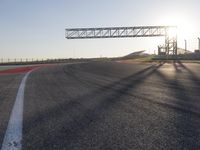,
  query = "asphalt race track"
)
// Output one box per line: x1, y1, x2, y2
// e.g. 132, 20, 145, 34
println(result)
0, 61, 200, 150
